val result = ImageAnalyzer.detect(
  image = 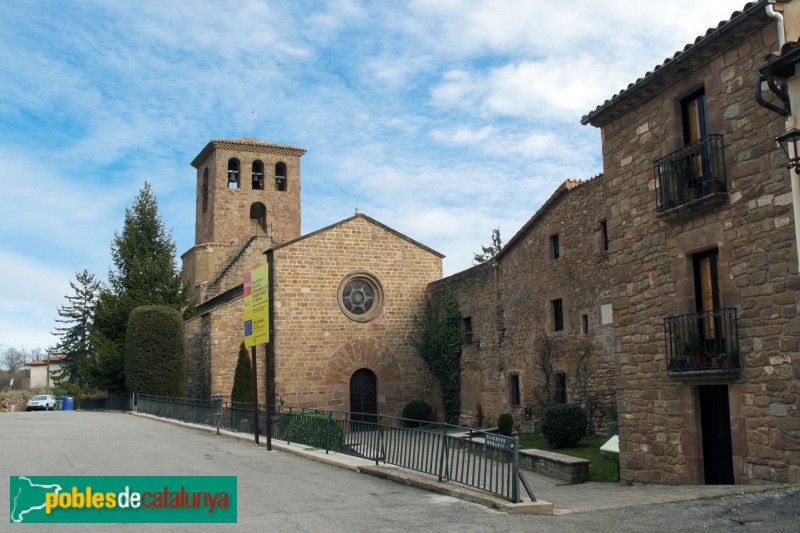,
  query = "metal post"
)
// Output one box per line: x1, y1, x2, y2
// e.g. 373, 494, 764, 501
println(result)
265, 342, 272, 451
251, 345, 260, 446
211, 394, 224, 435
513, 436, 520, 503
326, 412, 333, 455
438, 423, 447, 482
